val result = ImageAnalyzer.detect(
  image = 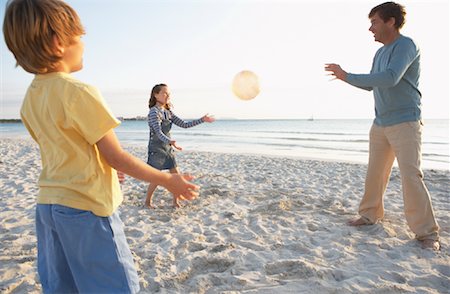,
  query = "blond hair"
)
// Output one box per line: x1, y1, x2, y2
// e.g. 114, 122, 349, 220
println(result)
3, 0, 85, 74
